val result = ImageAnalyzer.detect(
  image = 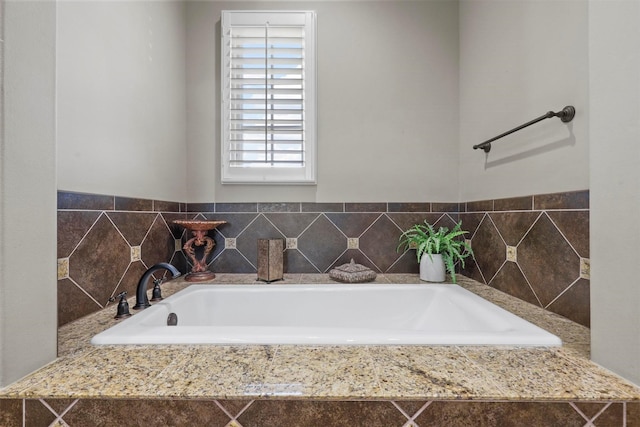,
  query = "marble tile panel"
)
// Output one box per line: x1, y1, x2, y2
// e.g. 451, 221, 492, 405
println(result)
547, 210, 590, 257
470, 216, 505, 283
297, 215, 346, 272
489, 211, 540, 246
153, 200, 182, 212
186, 202, 216, 213
345, 202, 387, 212
546, 278, 590, 327
141, 215, 177, 268
58, 278, 101, 327
264, 213, 319, 237
214, 202, 257, 213
152, 346, 277, 398
459, 347, 639, 400
367, 346, 508, 399
432, 202, 460, 213
261, 346, 381, 398
466, 199, 494, 212
325, 212, 381, 238
359, 215, 404, 272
